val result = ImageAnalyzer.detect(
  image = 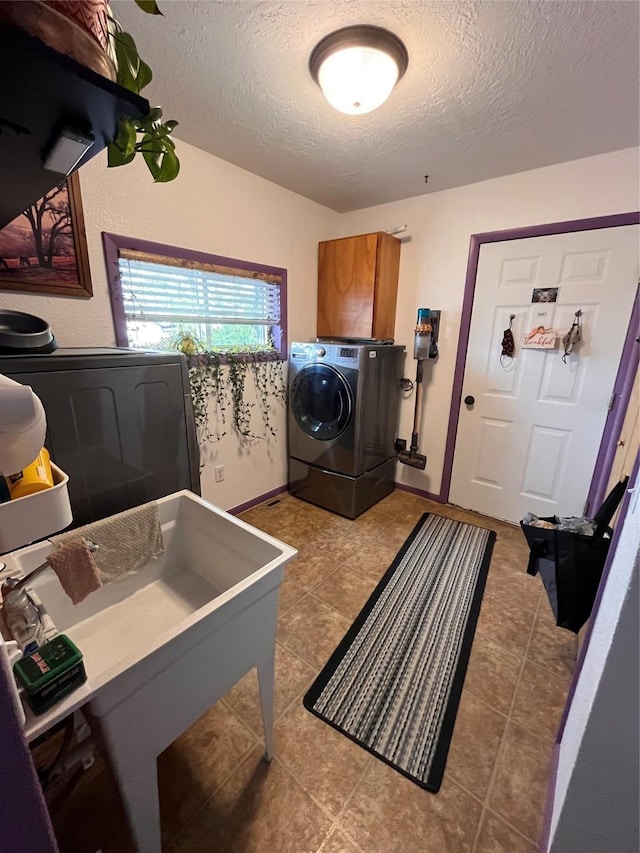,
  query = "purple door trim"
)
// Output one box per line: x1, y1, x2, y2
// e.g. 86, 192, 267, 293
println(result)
586, 286, 639, 515
440, 211, 640, 505
101, 232, 289, 360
